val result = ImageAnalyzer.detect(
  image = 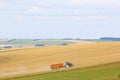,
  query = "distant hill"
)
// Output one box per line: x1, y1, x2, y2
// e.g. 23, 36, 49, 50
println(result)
100, 37, 120, 41
0, 39, 75, 47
